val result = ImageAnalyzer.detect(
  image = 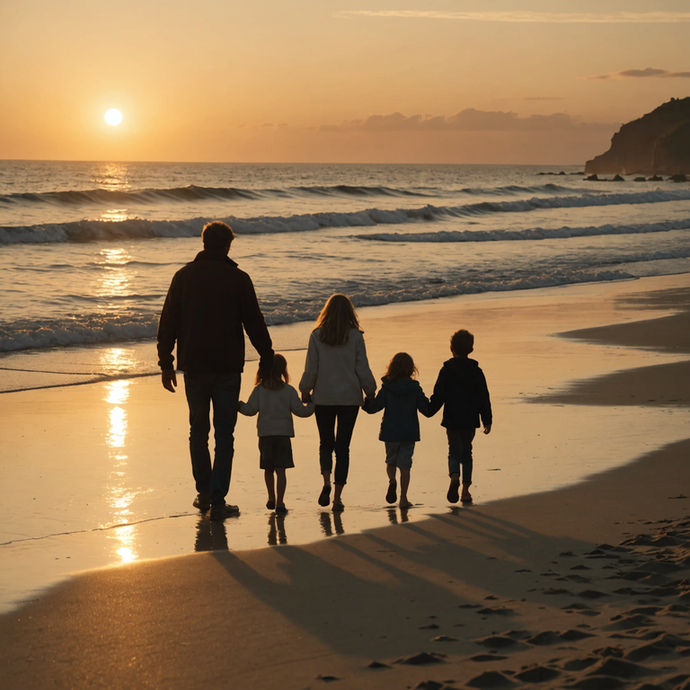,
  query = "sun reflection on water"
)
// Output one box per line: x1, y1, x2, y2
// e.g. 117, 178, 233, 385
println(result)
101, 209, 129, 223
93, 162, 132, 191
101, 348, 137, 379
96, 247, 133, 300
